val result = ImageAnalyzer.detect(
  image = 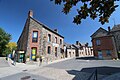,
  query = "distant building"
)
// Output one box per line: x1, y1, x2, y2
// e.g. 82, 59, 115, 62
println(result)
64, 43, 76, 58
64, 41, 93, 58
73, 41, 93, 57
111, 24, 120, 58
91, 25, 120, 59
17, 10, 64, 63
